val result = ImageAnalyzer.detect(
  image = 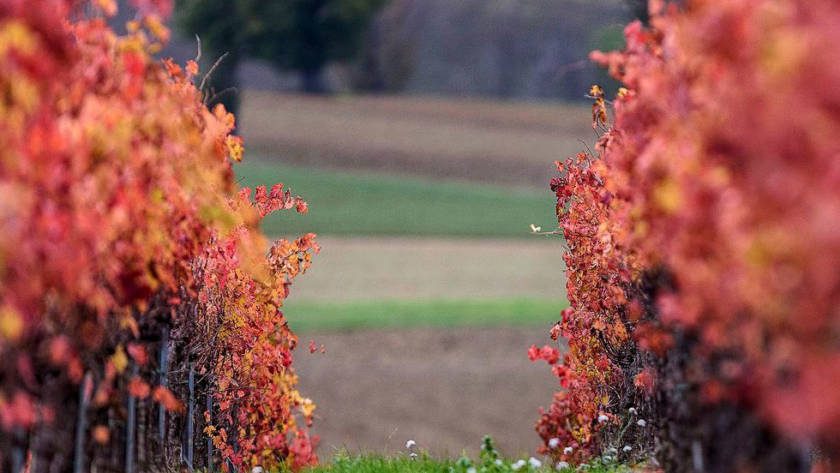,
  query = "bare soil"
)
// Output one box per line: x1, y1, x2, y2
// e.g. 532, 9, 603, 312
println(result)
240, 92, 594, 188
294, 326, 560, 459
289, 237, 566, 302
